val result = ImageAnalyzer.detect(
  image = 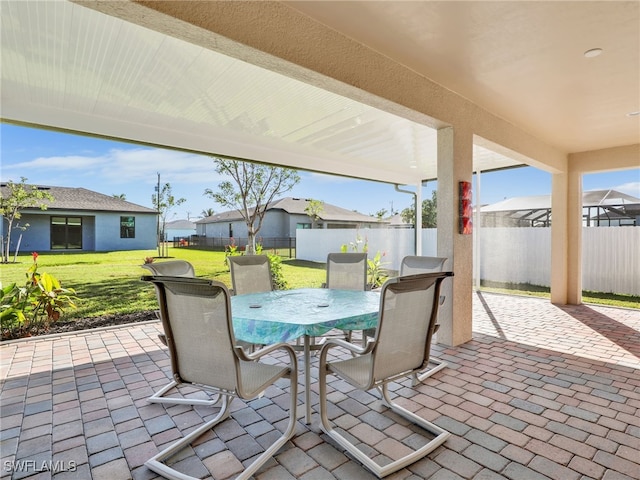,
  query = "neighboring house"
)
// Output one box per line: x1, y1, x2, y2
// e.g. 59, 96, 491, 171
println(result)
196, 197, 386, 240
481, 189, 640, 227
164, 219, 196, 240
0, 184, 158, 252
